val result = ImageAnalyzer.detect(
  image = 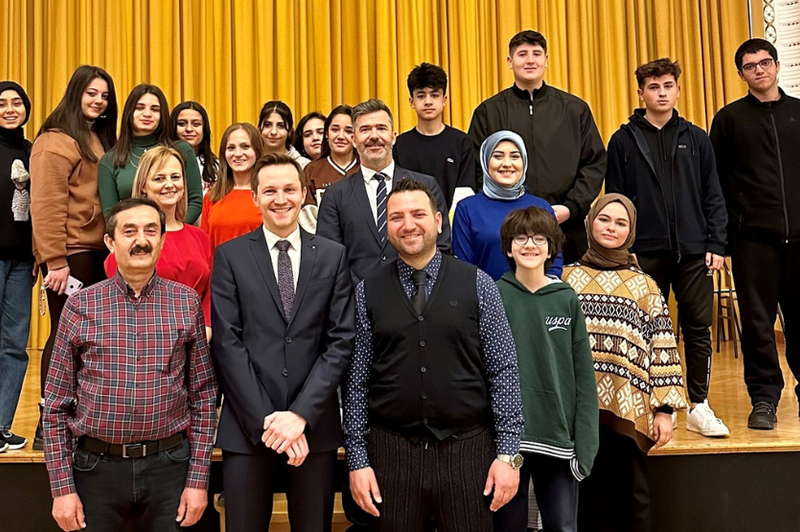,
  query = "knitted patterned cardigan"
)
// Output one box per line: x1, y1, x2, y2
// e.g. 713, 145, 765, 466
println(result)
563, 263, 688, 452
